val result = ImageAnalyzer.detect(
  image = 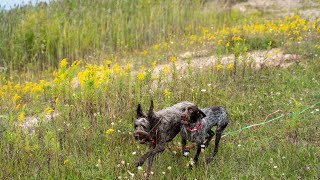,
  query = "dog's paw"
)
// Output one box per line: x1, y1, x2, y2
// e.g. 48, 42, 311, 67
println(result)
183, 151, 190, 157
135, 159, 144, 167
